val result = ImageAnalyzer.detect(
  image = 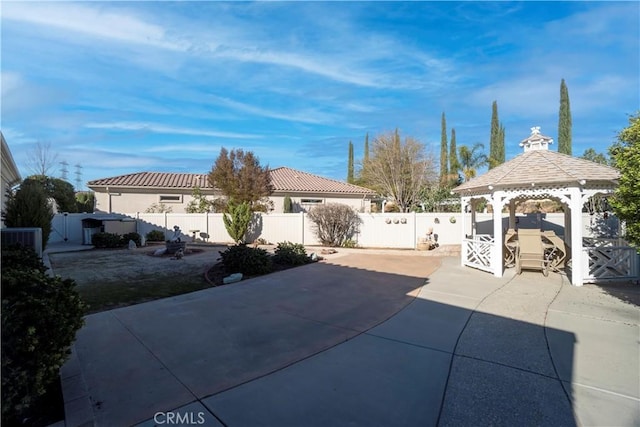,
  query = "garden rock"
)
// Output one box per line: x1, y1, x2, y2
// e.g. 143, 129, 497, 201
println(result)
309, 252, 318, 261
128, 240, 137, 250
223, 273, 243, 284
153, 248, 167, 257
